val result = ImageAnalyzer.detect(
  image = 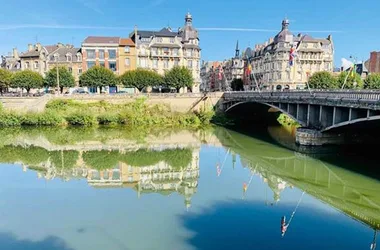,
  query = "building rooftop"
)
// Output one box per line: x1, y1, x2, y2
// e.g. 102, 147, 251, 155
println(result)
119, 38, 135, 46
83, 36, 120, 44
